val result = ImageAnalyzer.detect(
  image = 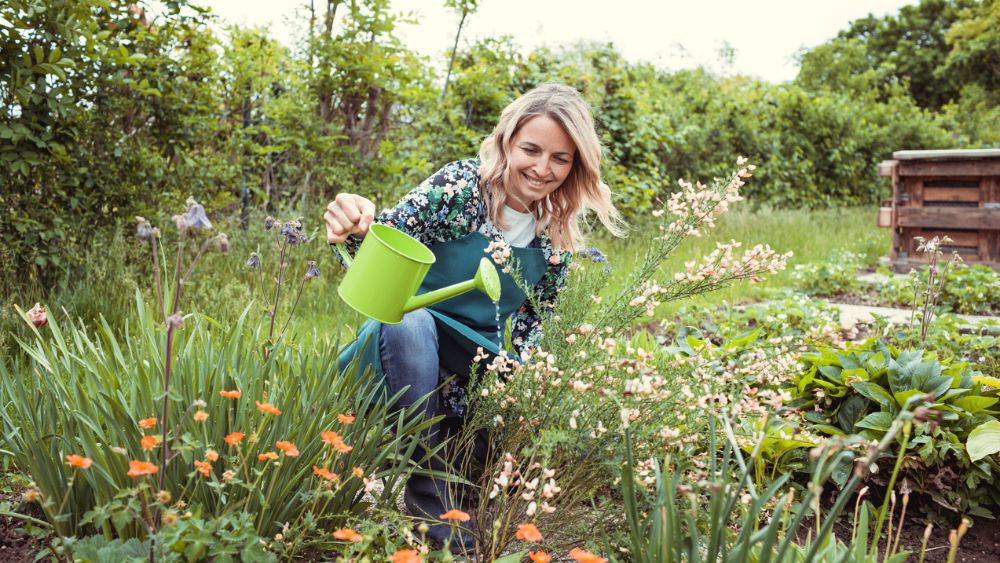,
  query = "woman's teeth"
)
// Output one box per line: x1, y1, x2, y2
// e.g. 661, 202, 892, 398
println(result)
524, 174, 545, 187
